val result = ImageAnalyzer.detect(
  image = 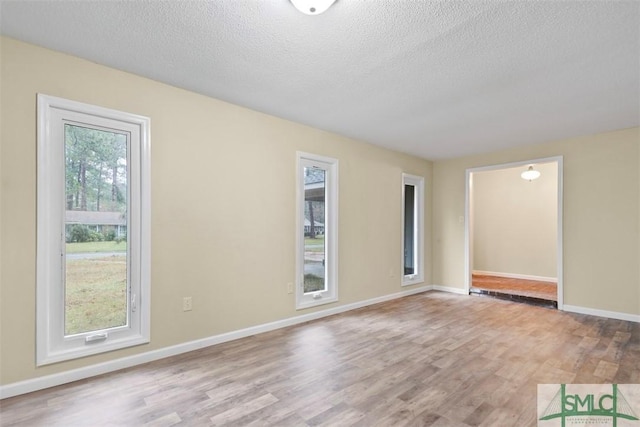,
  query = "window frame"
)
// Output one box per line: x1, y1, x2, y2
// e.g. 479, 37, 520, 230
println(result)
402, 173, 424, 286
296, 152, 338, 309
36, 94, 150, 366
